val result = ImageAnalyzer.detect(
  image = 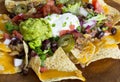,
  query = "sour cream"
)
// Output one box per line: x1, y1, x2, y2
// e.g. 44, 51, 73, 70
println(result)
45, 13, 80, 37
